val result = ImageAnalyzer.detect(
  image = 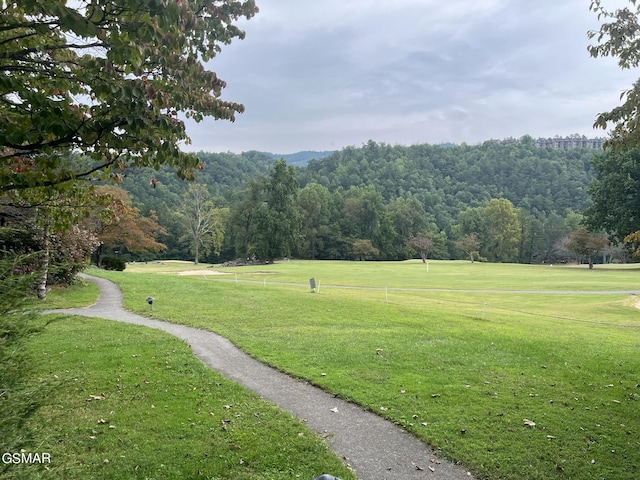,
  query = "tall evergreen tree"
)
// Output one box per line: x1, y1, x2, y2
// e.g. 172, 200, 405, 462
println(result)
254, 160, 301, 262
